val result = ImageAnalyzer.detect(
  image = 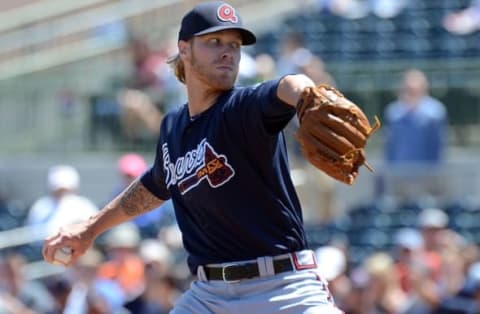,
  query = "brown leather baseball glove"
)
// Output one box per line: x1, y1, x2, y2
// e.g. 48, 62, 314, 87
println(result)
295, 84, 380, 185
